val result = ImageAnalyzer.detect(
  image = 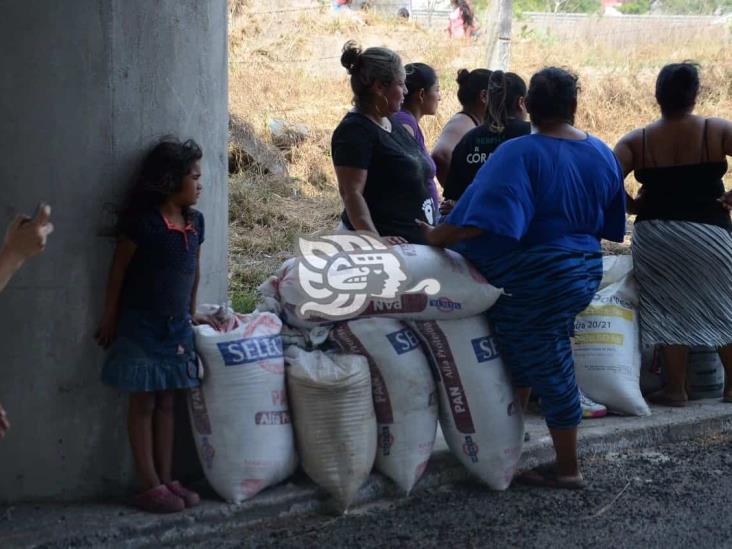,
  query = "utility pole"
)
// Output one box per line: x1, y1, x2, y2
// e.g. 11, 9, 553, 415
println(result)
486, 0, 513, 71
